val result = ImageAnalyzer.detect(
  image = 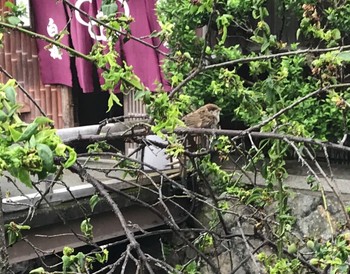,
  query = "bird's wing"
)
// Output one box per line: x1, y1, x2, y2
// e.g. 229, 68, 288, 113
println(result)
183, 112, 202, 128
